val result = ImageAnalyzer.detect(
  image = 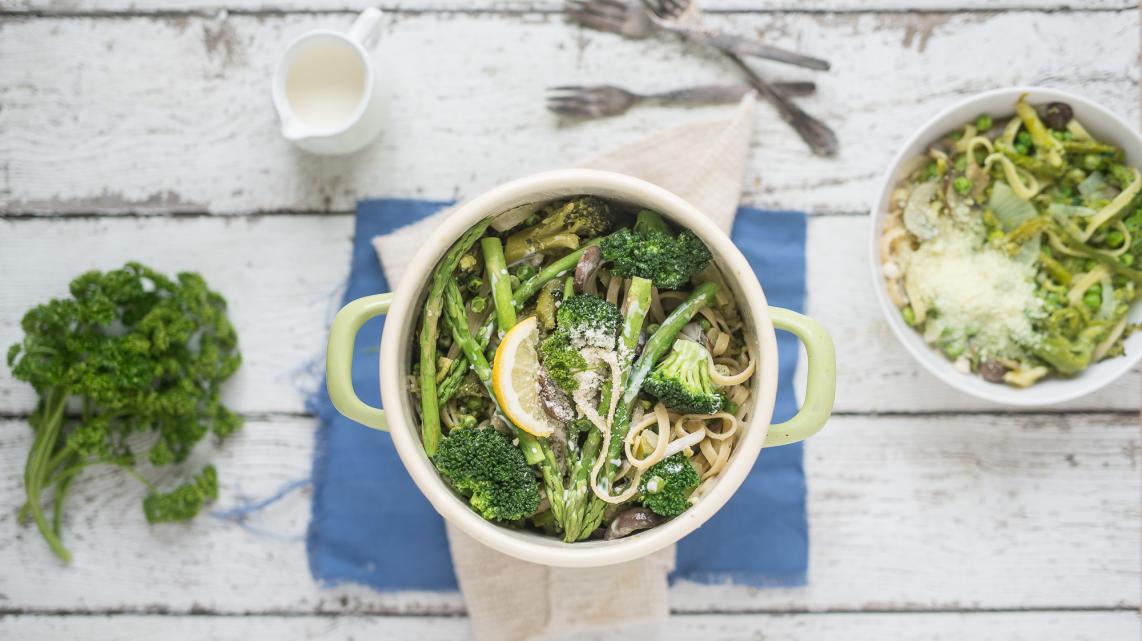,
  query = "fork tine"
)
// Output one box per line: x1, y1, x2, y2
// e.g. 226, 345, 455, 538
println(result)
566, 0, 627, 18
565, 9, 625, 32
593, 0, 635, 11
587, 0, 631, 18
548, 105, 593, 118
